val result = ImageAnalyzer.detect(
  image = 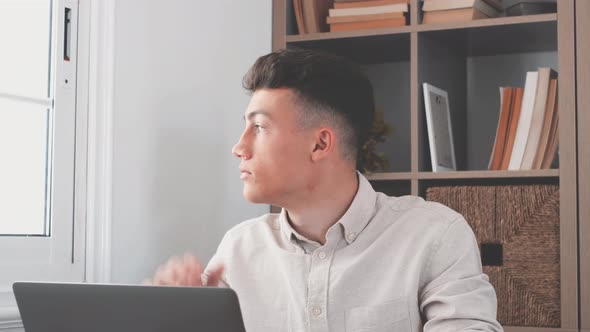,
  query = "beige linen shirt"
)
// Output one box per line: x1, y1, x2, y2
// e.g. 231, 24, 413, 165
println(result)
207, 174, 502, 332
